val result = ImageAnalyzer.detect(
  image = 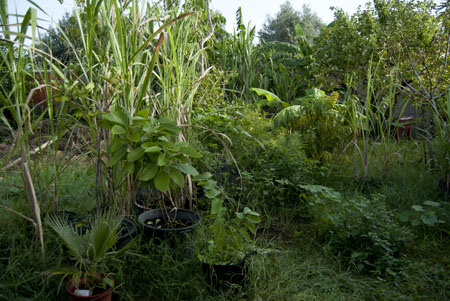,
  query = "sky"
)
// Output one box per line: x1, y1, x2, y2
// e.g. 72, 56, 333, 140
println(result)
210, 0, 370, 32
8, 0, 371, 34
